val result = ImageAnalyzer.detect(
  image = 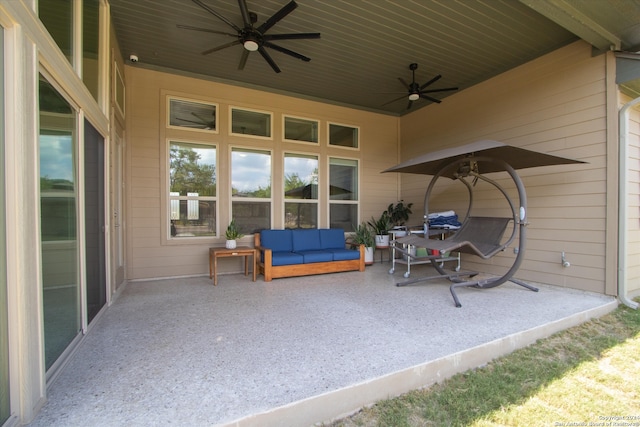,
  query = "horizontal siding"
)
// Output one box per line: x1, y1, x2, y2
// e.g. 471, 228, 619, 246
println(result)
399, 41, 610, 294
625, 97, 640, 296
